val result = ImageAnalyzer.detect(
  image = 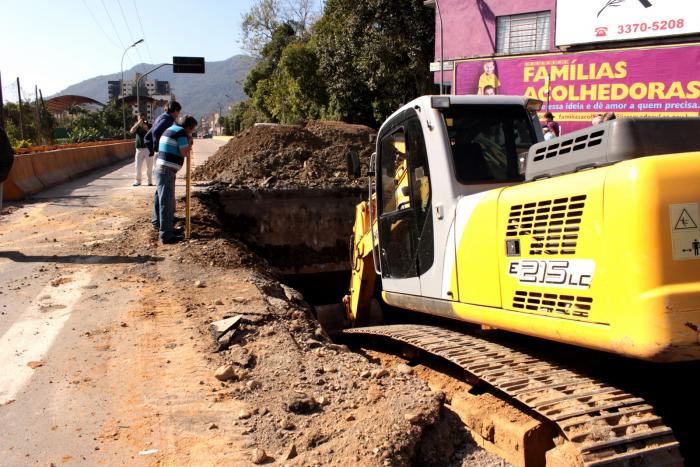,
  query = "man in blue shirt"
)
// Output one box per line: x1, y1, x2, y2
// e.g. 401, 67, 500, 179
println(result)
151, 115, 197, 244
144, 101, 181, 156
